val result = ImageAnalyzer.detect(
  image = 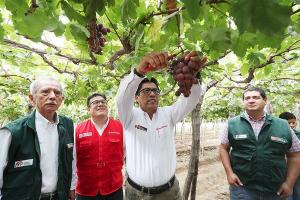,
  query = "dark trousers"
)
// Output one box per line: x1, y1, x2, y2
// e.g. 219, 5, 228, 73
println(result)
76, 188, 123, 200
